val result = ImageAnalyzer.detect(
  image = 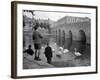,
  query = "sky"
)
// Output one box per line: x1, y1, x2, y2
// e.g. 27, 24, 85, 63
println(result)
23, 10, 91, 21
